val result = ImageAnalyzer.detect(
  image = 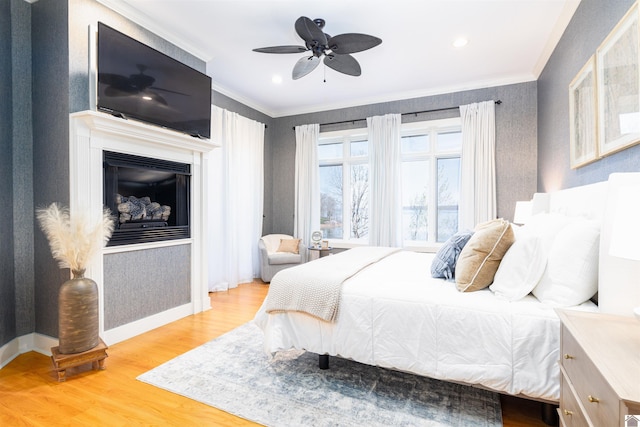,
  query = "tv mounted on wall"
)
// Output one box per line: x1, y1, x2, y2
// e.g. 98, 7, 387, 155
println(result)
97, 22, 212, 139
